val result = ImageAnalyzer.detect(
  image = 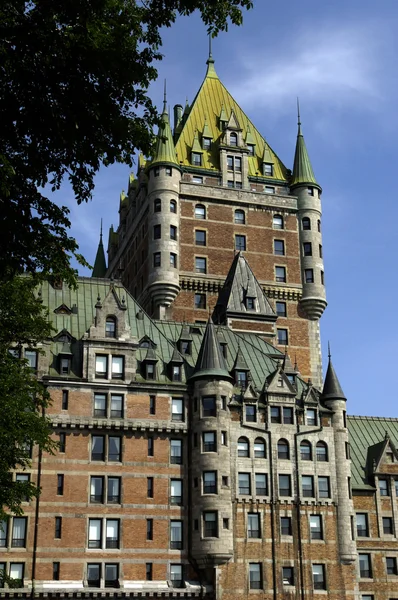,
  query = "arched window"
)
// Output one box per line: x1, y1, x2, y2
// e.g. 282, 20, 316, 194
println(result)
254, 438, 266, 459
277, 439, 289, 459
300, 440, 312, 461
273, 214, 284, 230
170, 200, 177, 213
105, 316, 117, 338
316, 441, 328, 462
238, 437, 249, 458
195, 204, 206, 219
234, 209, 245, 225
230, 132, 238, 146
154, 198, 161, 213
302, 217, 311, 230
